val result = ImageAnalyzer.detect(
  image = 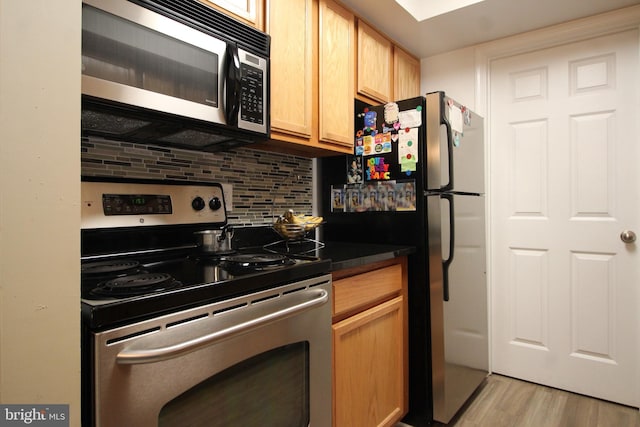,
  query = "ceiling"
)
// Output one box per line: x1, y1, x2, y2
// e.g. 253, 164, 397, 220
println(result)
339, 0, 640, 58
